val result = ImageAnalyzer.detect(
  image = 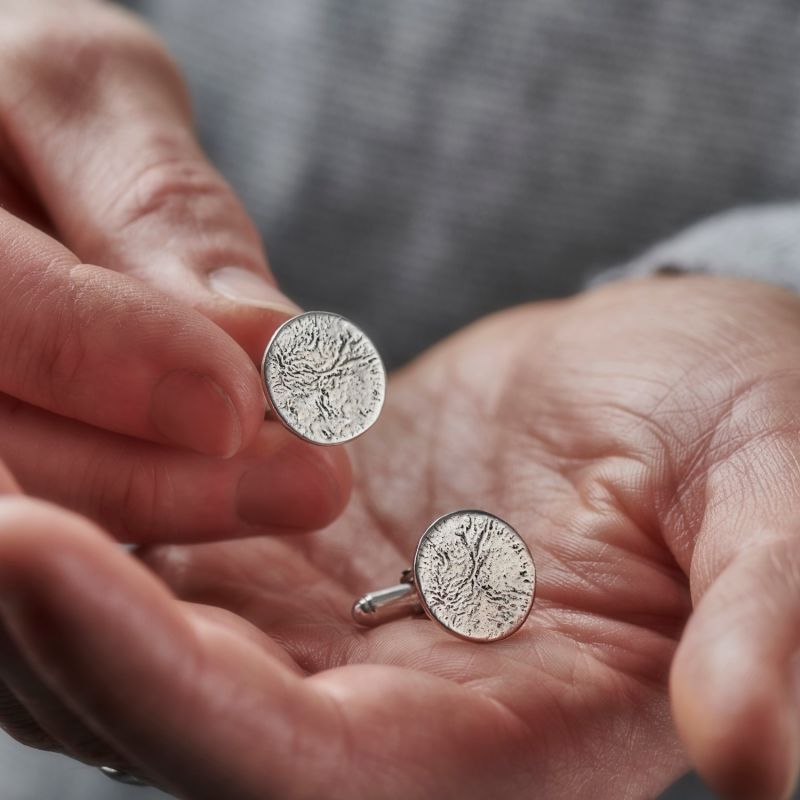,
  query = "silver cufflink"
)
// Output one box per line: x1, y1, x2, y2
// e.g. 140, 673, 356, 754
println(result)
353, 510, 536, 642
261, 311, 386, 445
99, 766, 149, 786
